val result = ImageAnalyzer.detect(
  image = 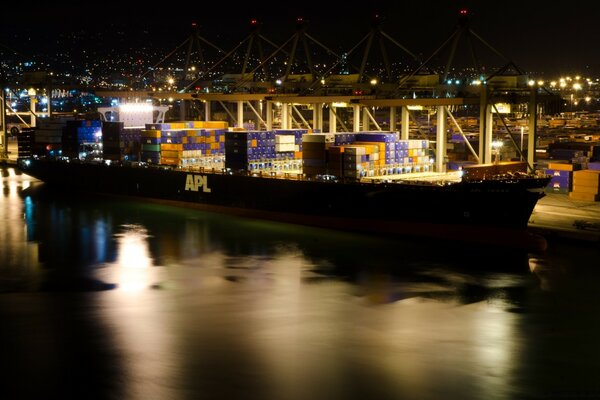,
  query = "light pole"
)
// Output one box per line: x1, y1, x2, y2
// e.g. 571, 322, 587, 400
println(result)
520, 126, 524, 161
